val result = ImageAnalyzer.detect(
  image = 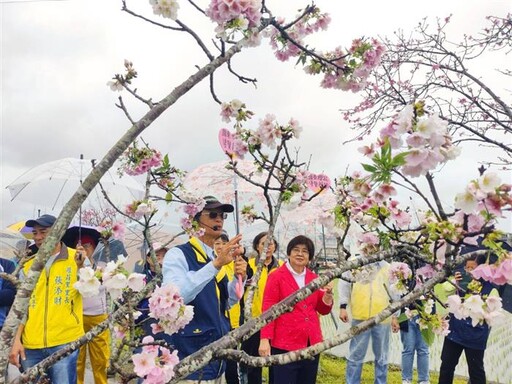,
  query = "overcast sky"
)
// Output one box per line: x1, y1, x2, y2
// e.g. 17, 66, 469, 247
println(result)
1, 0, 511, 239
